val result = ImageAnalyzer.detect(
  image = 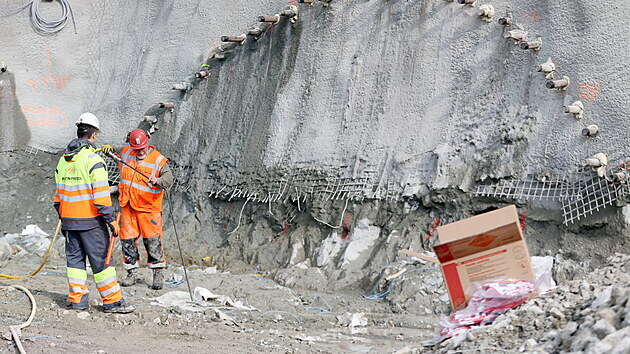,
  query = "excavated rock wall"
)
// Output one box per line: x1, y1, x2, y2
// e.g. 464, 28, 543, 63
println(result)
156, 0, 630, 291
1, 0, 630, 295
